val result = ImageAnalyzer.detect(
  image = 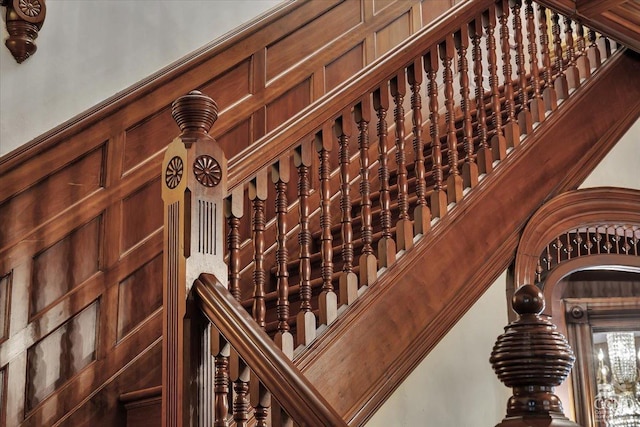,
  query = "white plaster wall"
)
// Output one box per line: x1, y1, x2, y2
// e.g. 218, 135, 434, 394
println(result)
367, 120, 639, 426
0, 0, 283, 156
